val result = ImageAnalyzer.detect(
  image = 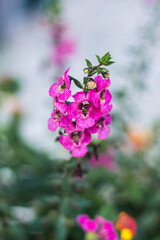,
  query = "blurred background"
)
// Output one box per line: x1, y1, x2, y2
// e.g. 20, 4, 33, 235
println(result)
0, 0, 160, 240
